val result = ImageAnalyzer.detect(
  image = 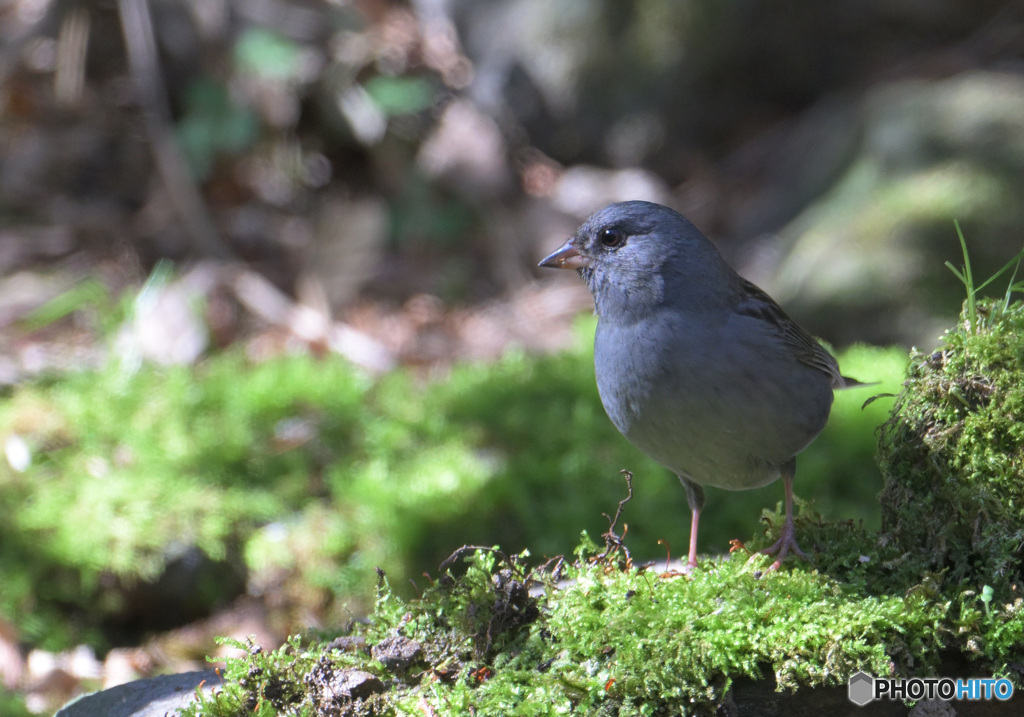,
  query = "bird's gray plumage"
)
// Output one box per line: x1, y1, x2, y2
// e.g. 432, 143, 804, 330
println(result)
540, 200, 847, 568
